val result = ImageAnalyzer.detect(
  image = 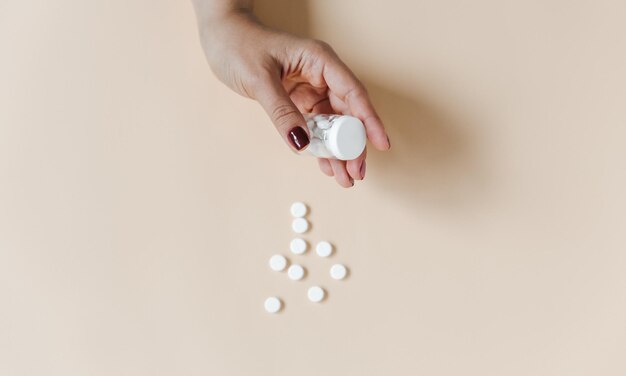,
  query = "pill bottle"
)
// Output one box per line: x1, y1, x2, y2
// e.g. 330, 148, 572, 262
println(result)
304, 114, 366, 160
